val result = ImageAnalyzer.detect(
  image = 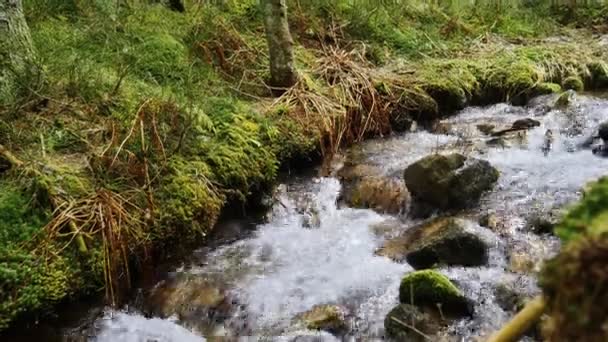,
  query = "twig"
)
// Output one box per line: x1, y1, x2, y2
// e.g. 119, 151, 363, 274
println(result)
390, 317, 432, 340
